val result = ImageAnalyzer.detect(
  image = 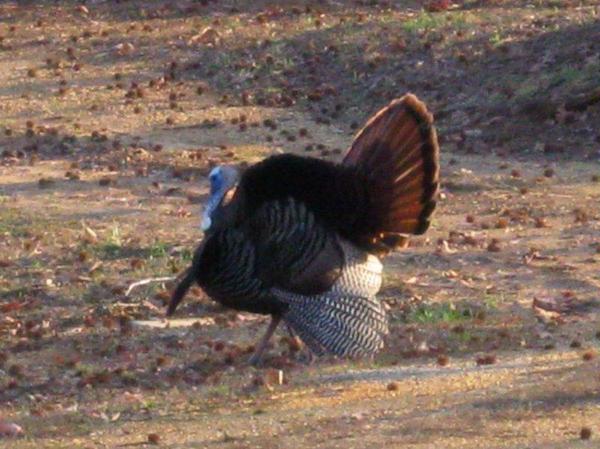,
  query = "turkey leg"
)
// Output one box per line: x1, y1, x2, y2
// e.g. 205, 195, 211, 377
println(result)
248, 315, 281, 366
